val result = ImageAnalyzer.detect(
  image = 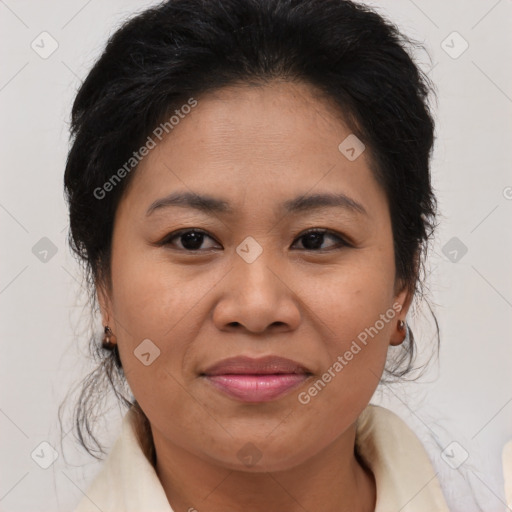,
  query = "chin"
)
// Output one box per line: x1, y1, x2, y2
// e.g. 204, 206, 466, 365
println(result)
200, 438, 312, 473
